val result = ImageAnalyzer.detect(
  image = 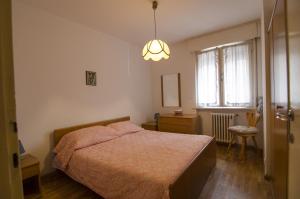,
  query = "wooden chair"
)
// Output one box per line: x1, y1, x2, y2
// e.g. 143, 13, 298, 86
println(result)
227, 112, 261, 160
